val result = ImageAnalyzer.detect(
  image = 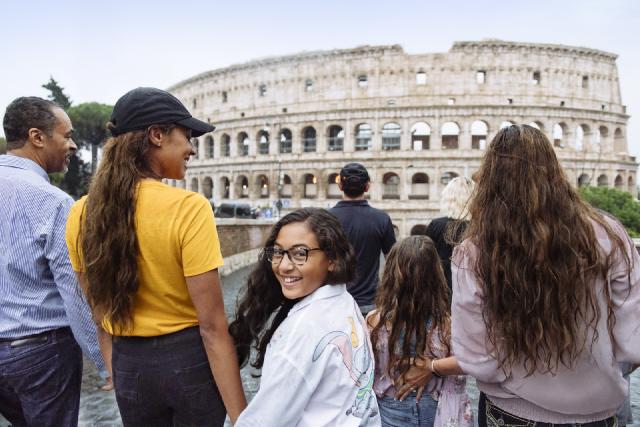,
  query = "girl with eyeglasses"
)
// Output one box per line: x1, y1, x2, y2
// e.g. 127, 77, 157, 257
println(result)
367, 236, 473, 427
230, 208, 382, 426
